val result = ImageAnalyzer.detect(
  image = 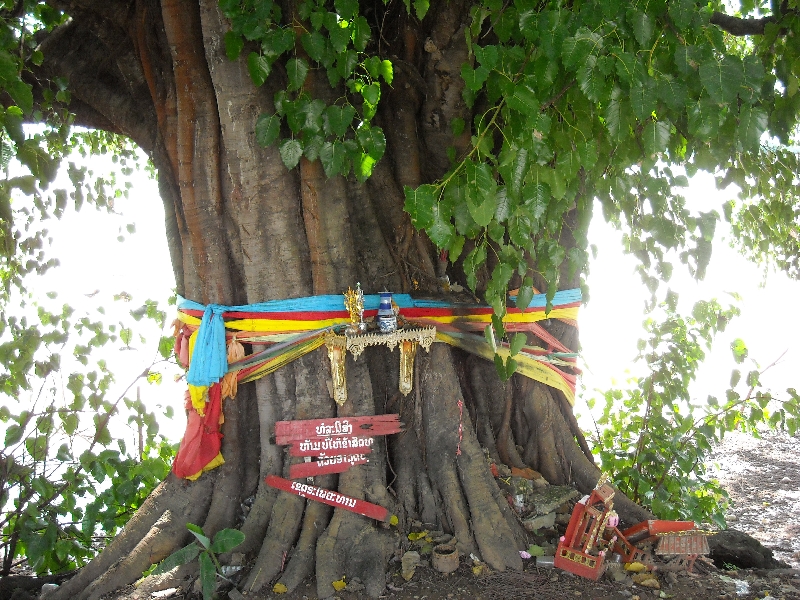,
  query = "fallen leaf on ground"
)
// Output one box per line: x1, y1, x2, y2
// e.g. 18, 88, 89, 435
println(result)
632, 573, 660, 588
